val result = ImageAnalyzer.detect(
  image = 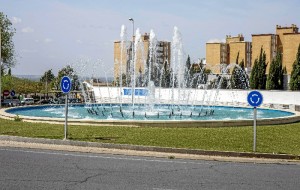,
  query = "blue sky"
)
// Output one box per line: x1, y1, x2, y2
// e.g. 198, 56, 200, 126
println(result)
1, 0, 300, 76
